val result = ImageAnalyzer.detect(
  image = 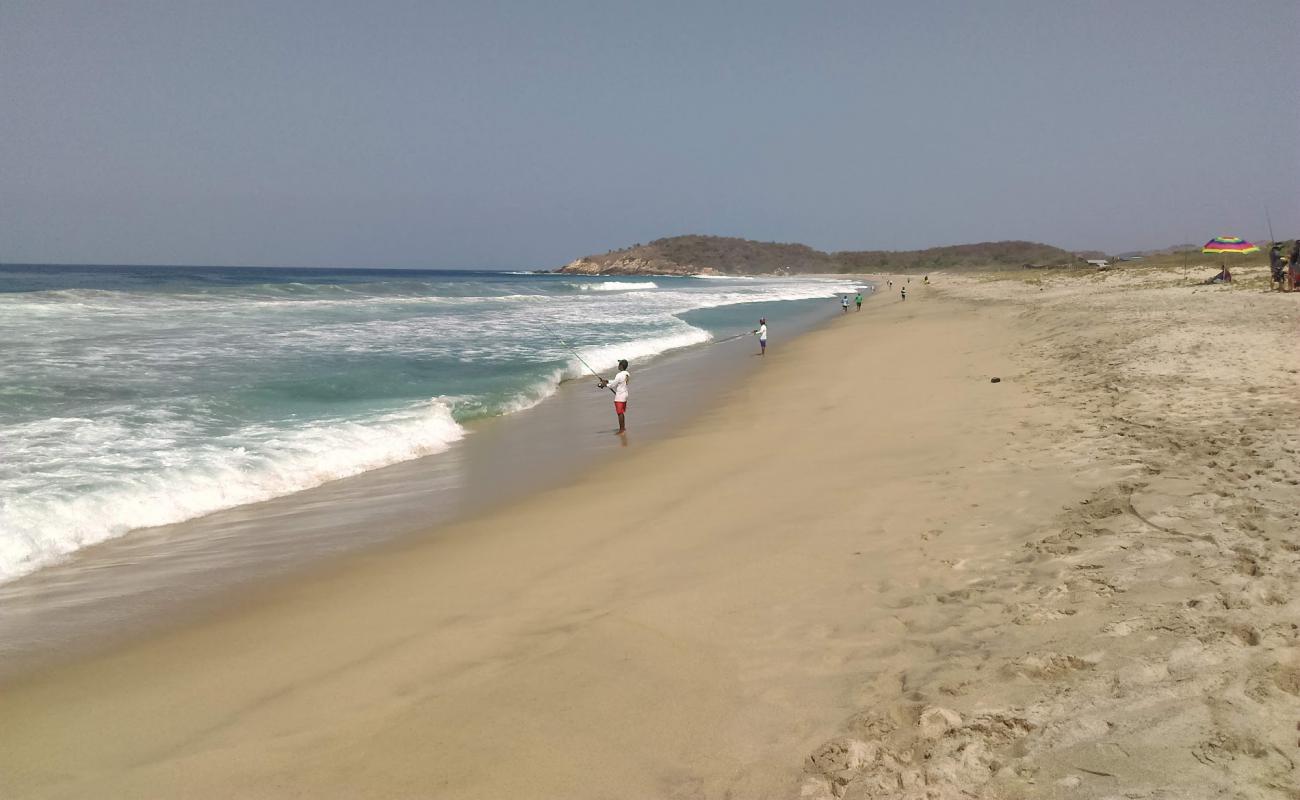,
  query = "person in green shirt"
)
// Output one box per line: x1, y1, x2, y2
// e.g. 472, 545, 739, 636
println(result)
854, 291, 863, 311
